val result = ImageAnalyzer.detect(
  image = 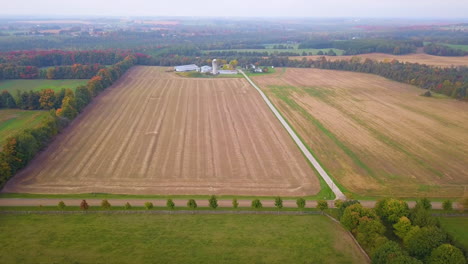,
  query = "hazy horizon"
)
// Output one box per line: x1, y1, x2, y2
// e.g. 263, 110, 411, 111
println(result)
2, 0, 468, 19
